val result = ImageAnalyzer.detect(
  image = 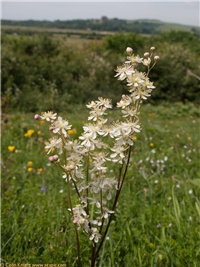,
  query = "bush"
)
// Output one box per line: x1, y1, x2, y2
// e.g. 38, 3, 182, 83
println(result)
1, 31, 200, 113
